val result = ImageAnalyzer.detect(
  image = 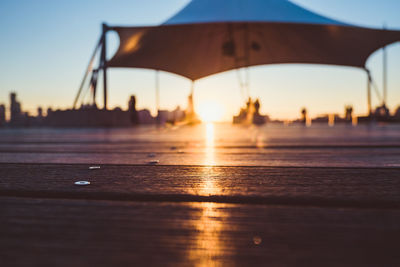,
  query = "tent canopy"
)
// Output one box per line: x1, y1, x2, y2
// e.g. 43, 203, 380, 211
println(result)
107, 0, 400, 81
163, 0, 347, 25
